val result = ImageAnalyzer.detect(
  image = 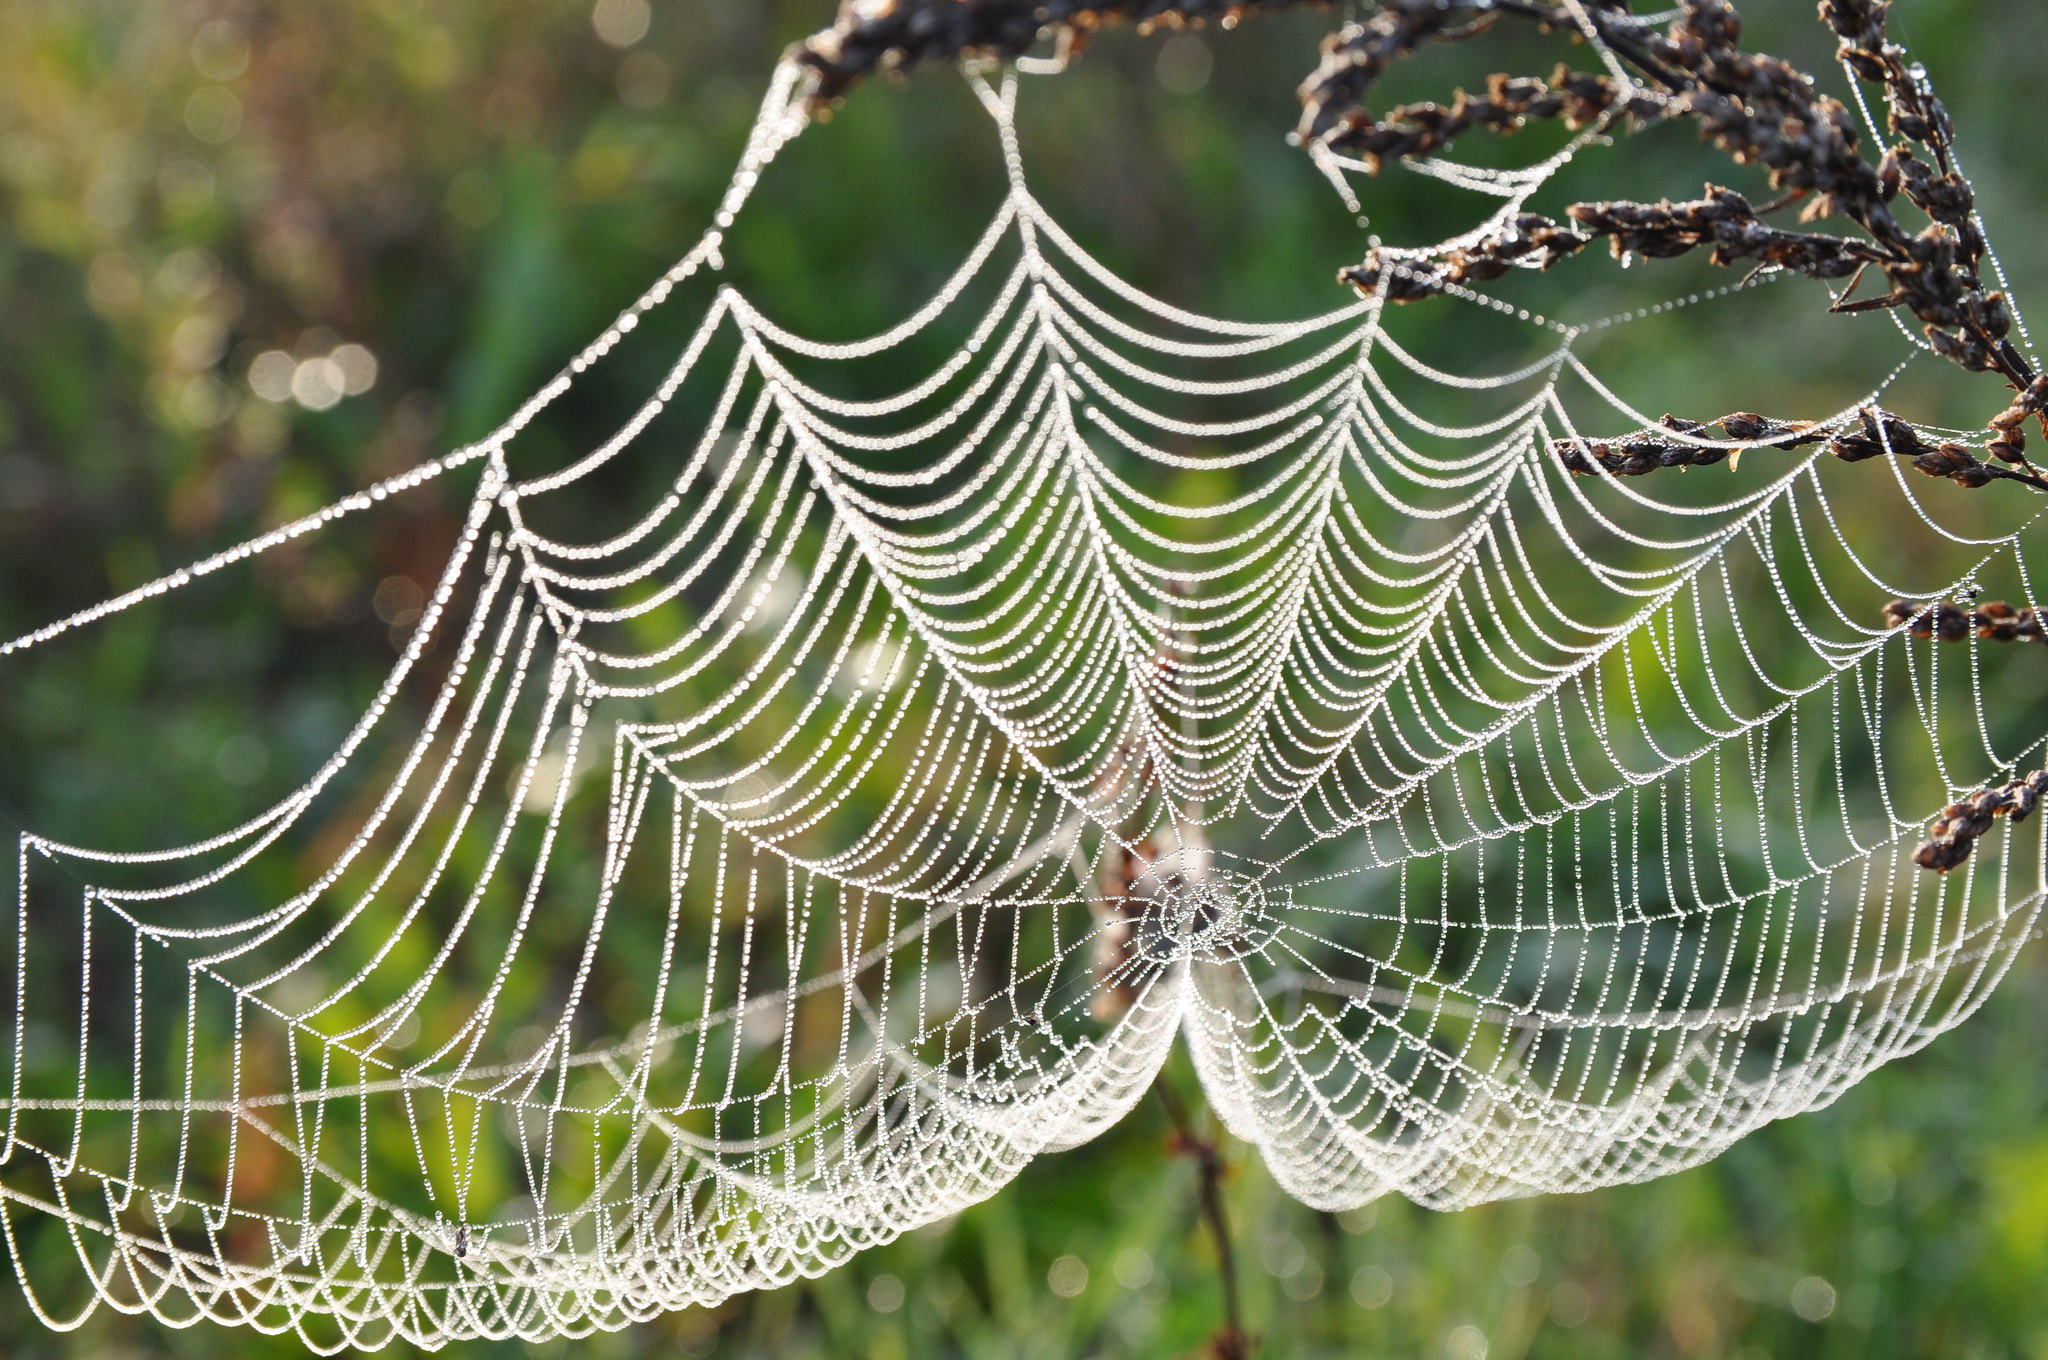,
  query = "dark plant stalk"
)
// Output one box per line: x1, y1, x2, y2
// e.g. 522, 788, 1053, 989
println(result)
1882, 597, 2048, 873
1555, 404, 2048, 494
796, 0, 1316, 106
1883, 596, 2048, 645
1155, 1078, 1253, 1360
1910, 769, 2048, 872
